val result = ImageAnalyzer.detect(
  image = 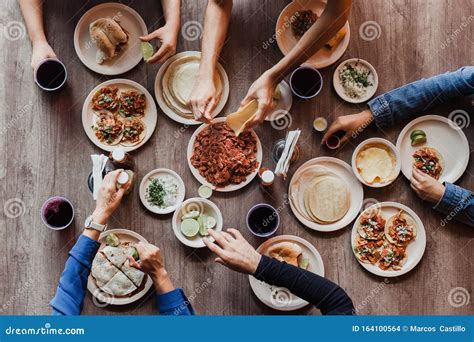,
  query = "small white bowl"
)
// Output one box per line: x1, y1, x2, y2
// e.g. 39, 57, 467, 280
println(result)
333, 58, 378, 103
172, 198, 223, 248
351, 138, 401, 188
139, 168, 185, 214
